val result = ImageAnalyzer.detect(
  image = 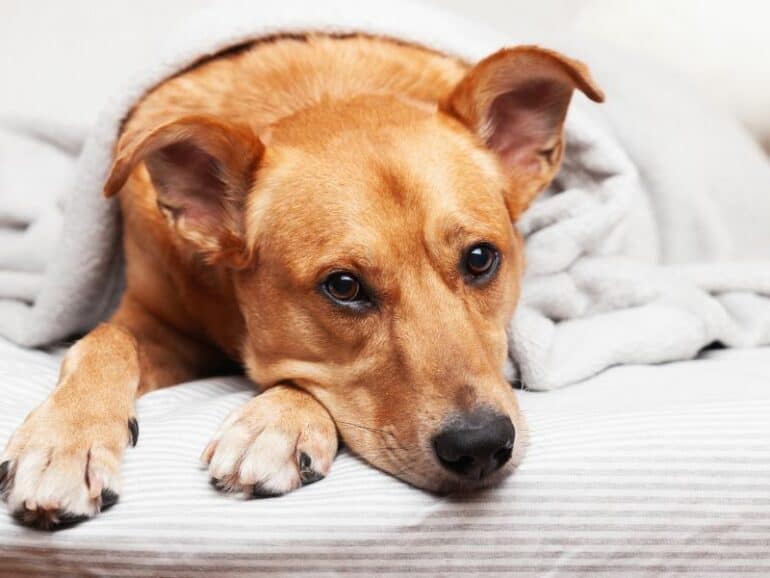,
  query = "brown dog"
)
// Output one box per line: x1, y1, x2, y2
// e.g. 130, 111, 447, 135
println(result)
0, 34, 602, 529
